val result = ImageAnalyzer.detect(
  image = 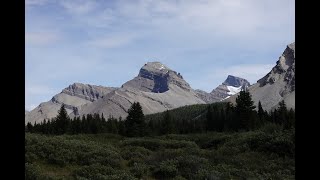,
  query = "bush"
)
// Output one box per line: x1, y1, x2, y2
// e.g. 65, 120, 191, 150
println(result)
129, 162, 149, 178
153, 159, 178, 179
121, 146, 152, 160
175, 155, 210, 179
260, 123, 283, 134
121, 138, 198, 151
73, 164, 136, 180
25, 134, 123, 167
25, 163, 54, 180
